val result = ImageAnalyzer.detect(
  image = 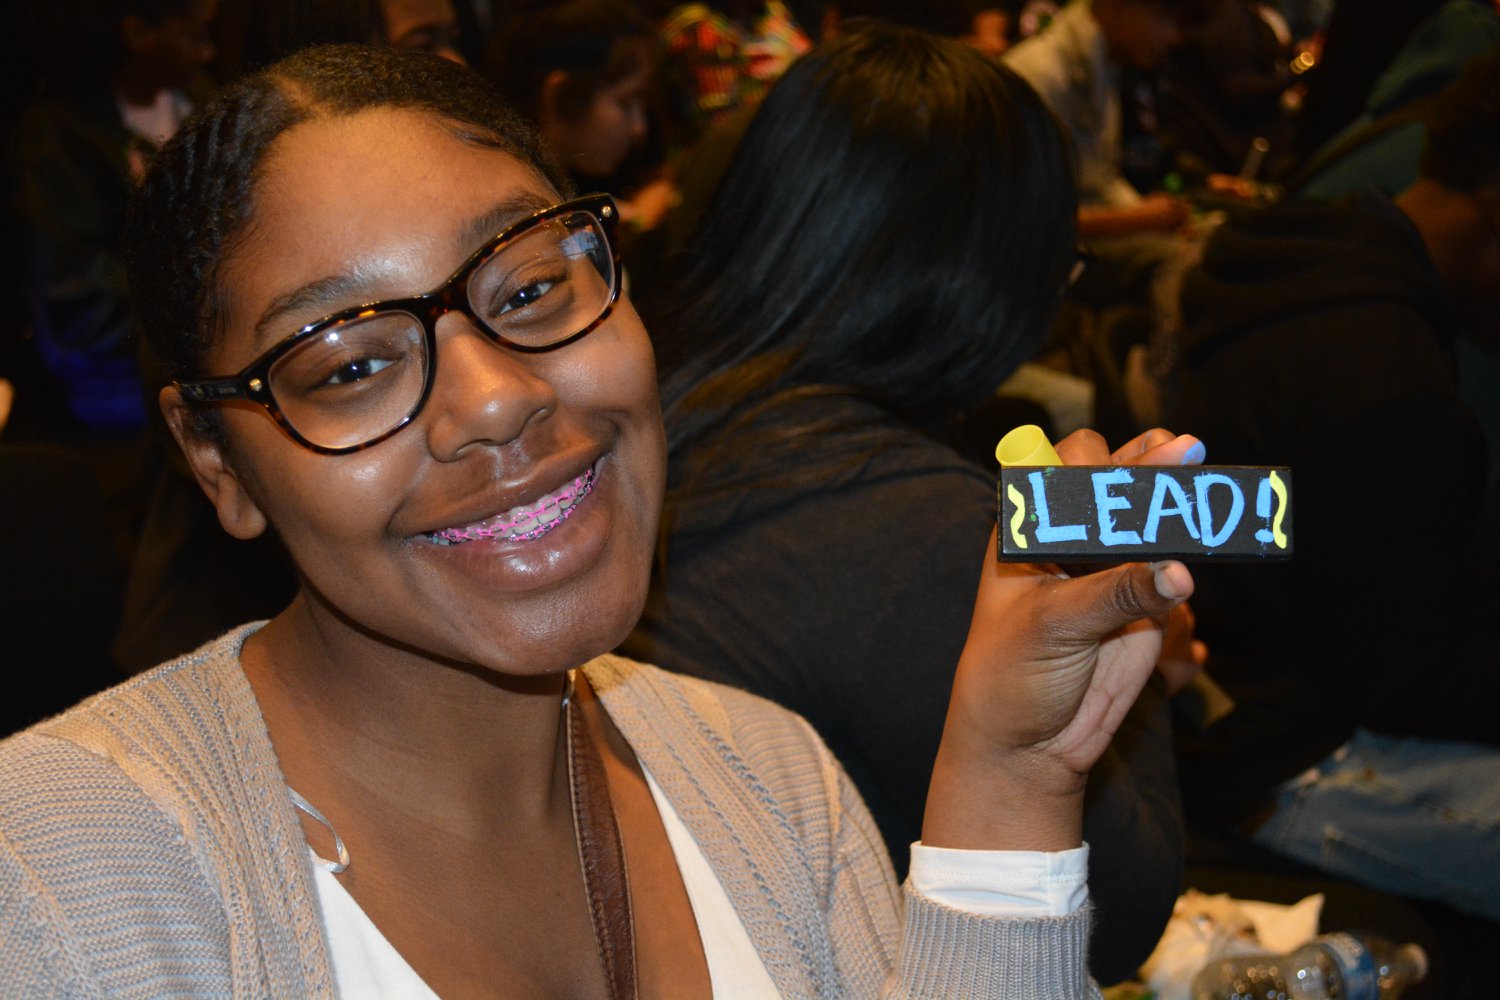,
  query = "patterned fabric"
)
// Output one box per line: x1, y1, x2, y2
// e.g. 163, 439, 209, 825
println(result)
658, 2, 811, 147
12, 90, 148, 430
0, 624, 1100, 999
